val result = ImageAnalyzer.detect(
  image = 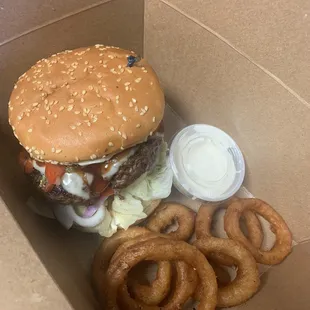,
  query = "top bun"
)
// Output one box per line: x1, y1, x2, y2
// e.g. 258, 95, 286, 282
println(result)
9, 45, 165, 164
